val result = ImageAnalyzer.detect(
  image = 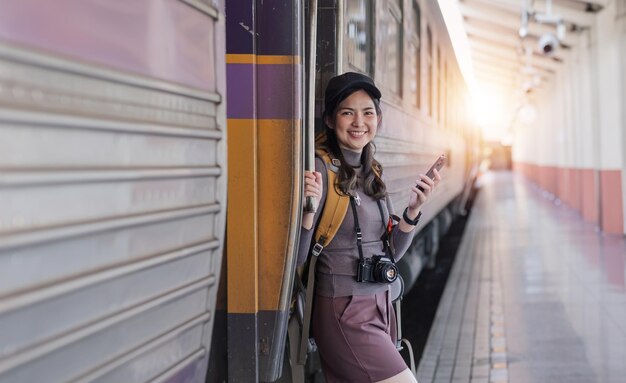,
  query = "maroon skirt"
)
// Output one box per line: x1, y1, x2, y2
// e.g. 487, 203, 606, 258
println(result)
311, 290, 408, 382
